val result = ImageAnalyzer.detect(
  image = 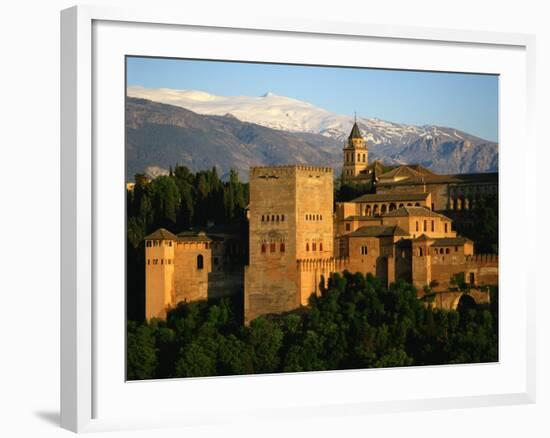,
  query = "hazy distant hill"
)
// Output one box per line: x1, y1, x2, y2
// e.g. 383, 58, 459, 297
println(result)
126, 94, 498, 182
